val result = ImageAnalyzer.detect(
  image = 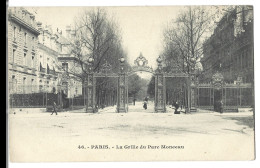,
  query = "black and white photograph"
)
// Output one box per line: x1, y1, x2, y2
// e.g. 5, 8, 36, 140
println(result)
7, 2, 255, 163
